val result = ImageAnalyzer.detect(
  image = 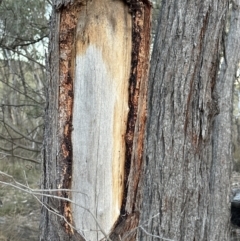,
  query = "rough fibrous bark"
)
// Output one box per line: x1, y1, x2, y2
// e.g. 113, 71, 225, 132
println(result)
40, 2, 84, 240
41, 0, 240, 240
139, 1, 240, 241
